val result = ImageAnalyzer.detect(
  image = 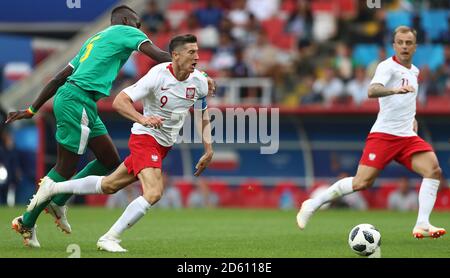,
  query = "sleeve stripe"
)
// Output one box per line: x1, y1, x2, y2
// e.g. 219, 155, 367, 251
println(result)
137, 39, 151, 51
68, 63, 74, 68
